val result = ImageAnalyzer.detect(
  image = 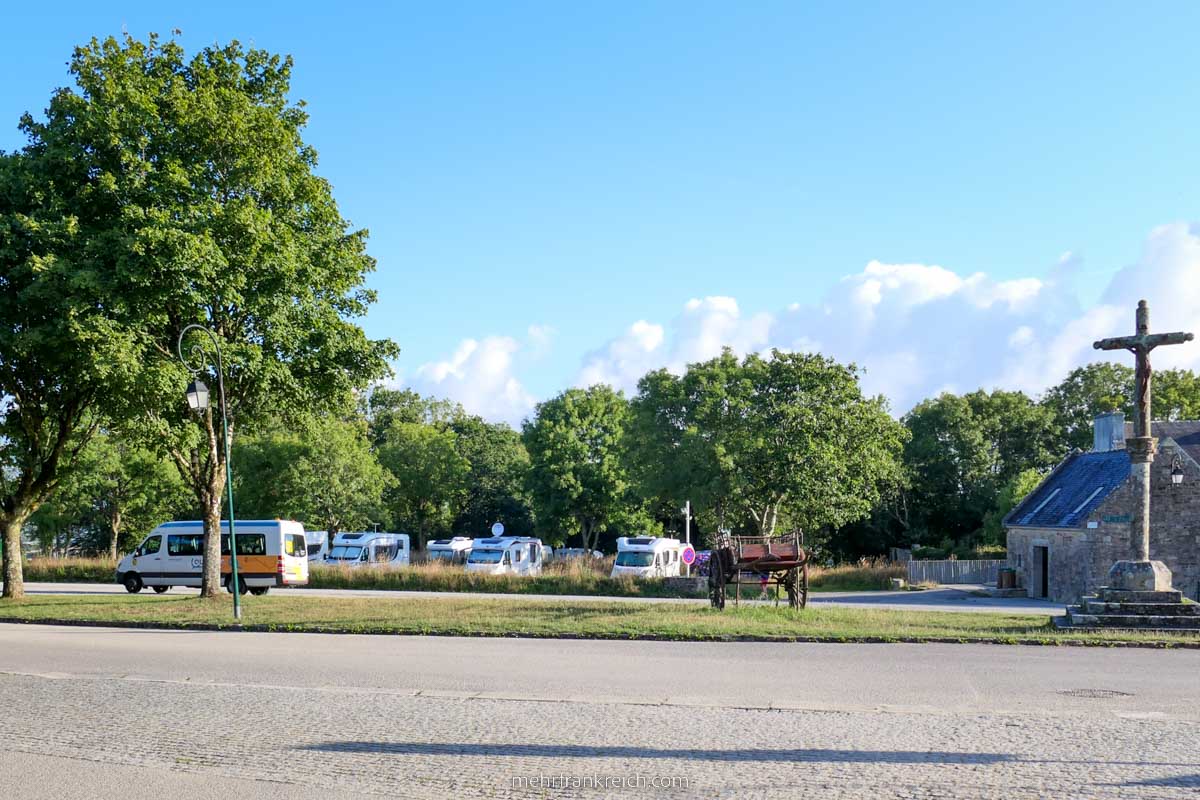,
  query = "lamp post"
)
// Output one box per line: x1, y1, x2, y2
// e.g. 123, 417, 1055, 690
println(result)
178, 324, 242, 620
682, 501, 692, 577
